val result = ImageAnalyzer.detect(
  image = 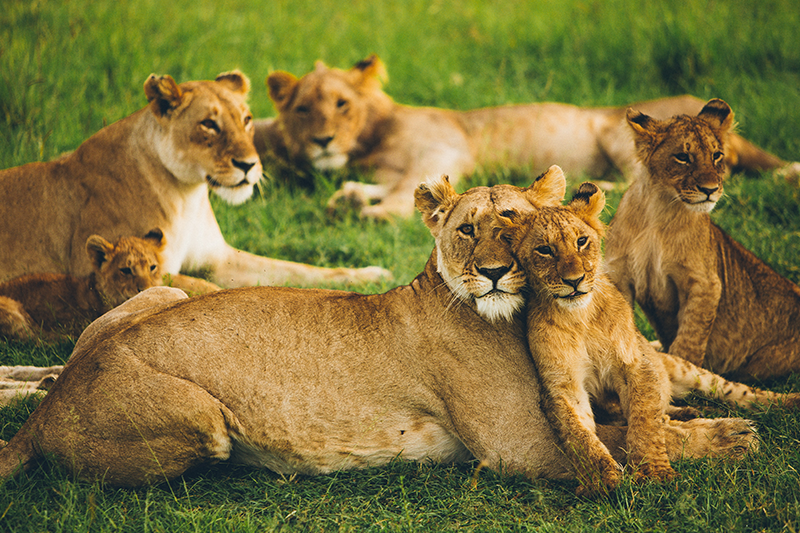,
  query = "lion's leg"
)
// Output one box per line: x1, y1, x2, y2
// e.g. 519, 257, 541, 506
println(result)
26, 365, 236, 487
732, 342, 800, 384
726, 132, 790, 175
